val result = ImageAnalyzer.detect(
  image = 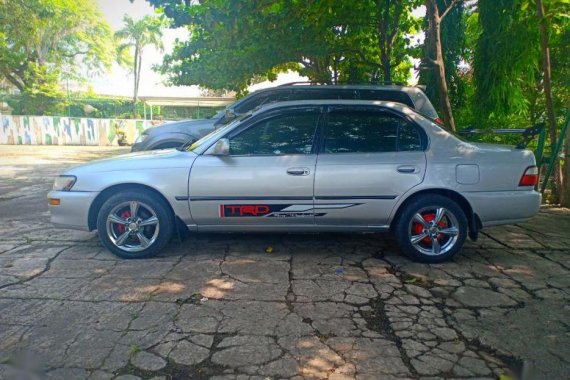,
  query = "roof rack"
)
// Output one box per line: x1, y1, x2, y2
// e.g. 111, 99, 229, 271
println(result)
277, 81, 408, 87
